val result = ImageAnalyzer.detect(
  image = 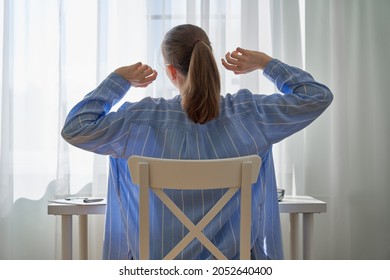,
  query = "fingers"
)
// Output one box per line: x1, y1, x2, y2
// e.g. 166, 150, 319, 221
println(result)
221, 50, 246, 74
140, 70, 158, 85
221, 53, 235, 70
236, 47, 248, 55
221, 47, 265, 74
133, 63, 152, 79
230, 50, 243, 60
115, 62, 158, 87
128, 63, 158, 87
134, 68, 158, 87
